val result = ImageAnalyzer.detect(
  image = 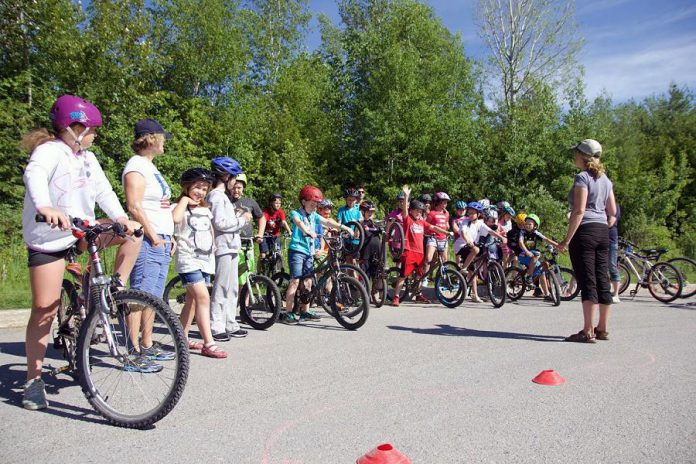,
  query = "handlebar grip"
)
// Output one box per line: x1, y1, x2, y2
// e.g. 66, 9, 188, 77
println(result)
111, 222, 126, 236
134, 228, 144, 238
35, 214, 47, 223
